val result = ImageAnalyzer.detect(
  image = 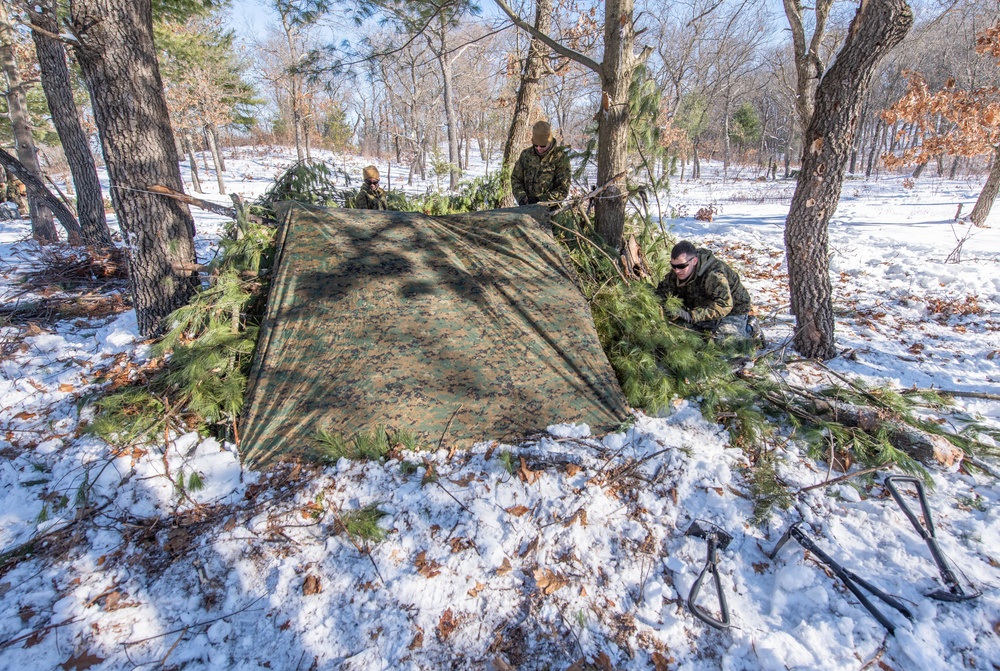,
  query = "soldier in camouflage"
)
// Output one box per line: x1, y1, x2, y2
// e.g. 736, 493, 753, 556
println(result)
657, 240, 763, 342
511, 121, 571, 207
357, 165, 388, 210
